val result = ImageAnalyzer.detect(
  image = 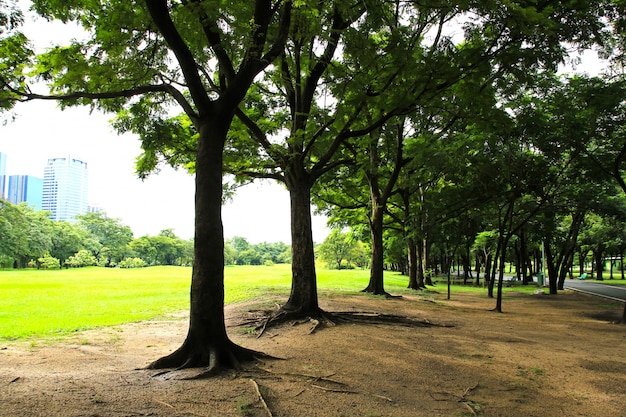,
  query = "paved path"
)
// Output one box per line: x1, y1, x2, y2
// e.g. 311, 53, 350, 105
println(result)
564, 279, 626, 302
